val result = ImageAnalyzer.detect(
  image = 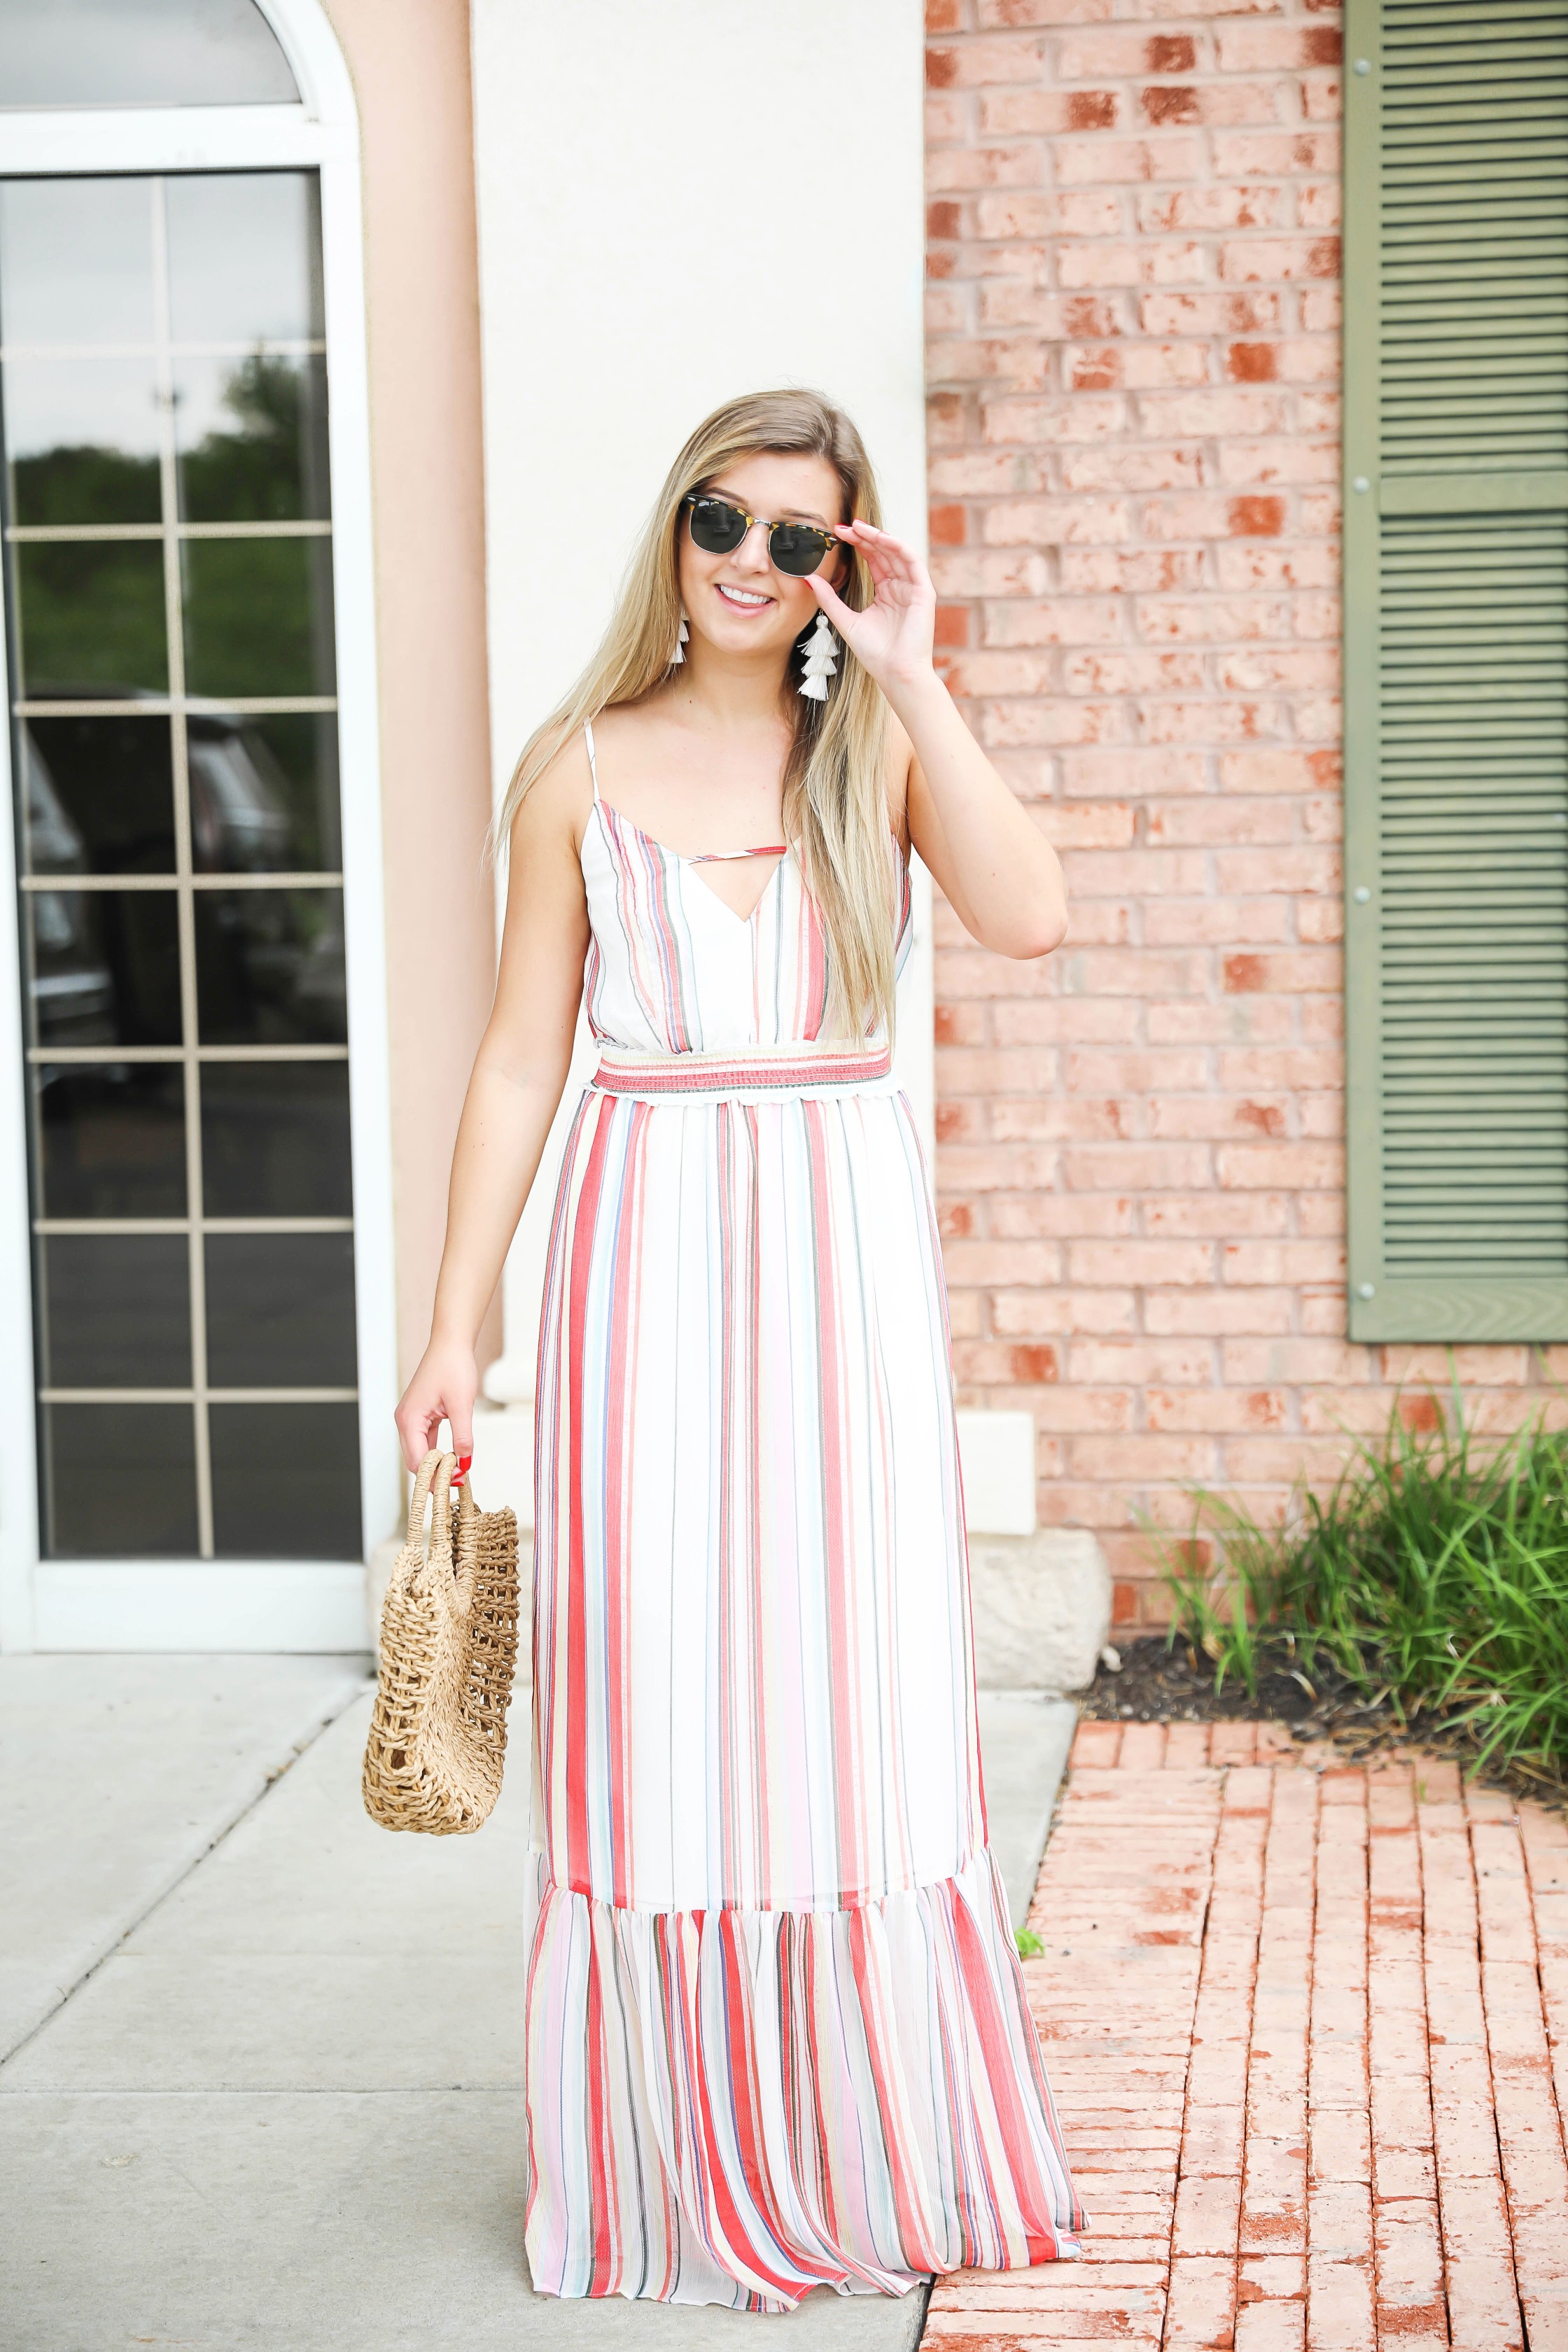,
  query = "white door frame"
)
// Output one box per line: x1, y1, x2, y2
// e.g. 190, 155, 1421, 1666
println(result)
0, 0, 397, 1651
